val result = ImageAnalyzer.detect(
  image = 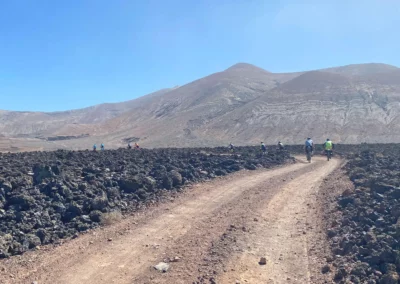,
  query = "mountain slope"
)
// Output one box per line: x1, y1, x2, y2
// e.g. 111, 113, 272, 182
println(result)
92, 65, 400, 147
321, 63, 399, 76
1, 62, 400, 150
201, 68, 400, 144
93, 63, 302, 147
0, 88, 174, 137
